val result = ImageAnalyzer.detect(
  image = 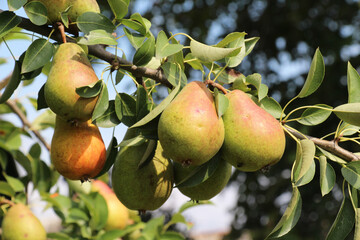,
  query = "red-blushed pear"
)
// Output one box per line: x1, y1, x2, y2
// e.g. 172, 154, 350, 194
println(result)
92, 180, 130, 230
44, 43, 99, 122
158, 81, 225, 166
1, 203, 47, 240
221, 90, 286, 172
112, 129, 174, 212
174, 159, 232, 200
51, 116, 106, 181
